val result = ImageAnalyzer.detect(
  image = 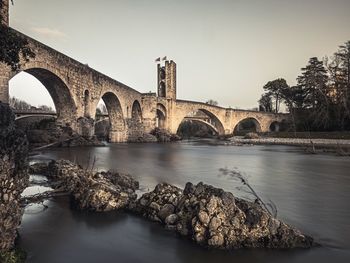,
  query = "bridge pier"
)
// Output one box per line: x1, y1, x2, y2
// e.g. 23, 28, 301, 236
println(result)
109, 130, 127, 143
76, 117, 95, 138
